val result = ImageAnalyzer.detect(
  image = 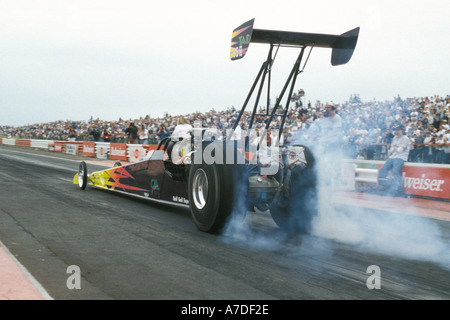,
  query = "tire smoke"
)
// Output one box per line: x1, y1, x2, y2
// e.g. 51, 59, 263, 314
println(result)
221, 119, 450, 271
